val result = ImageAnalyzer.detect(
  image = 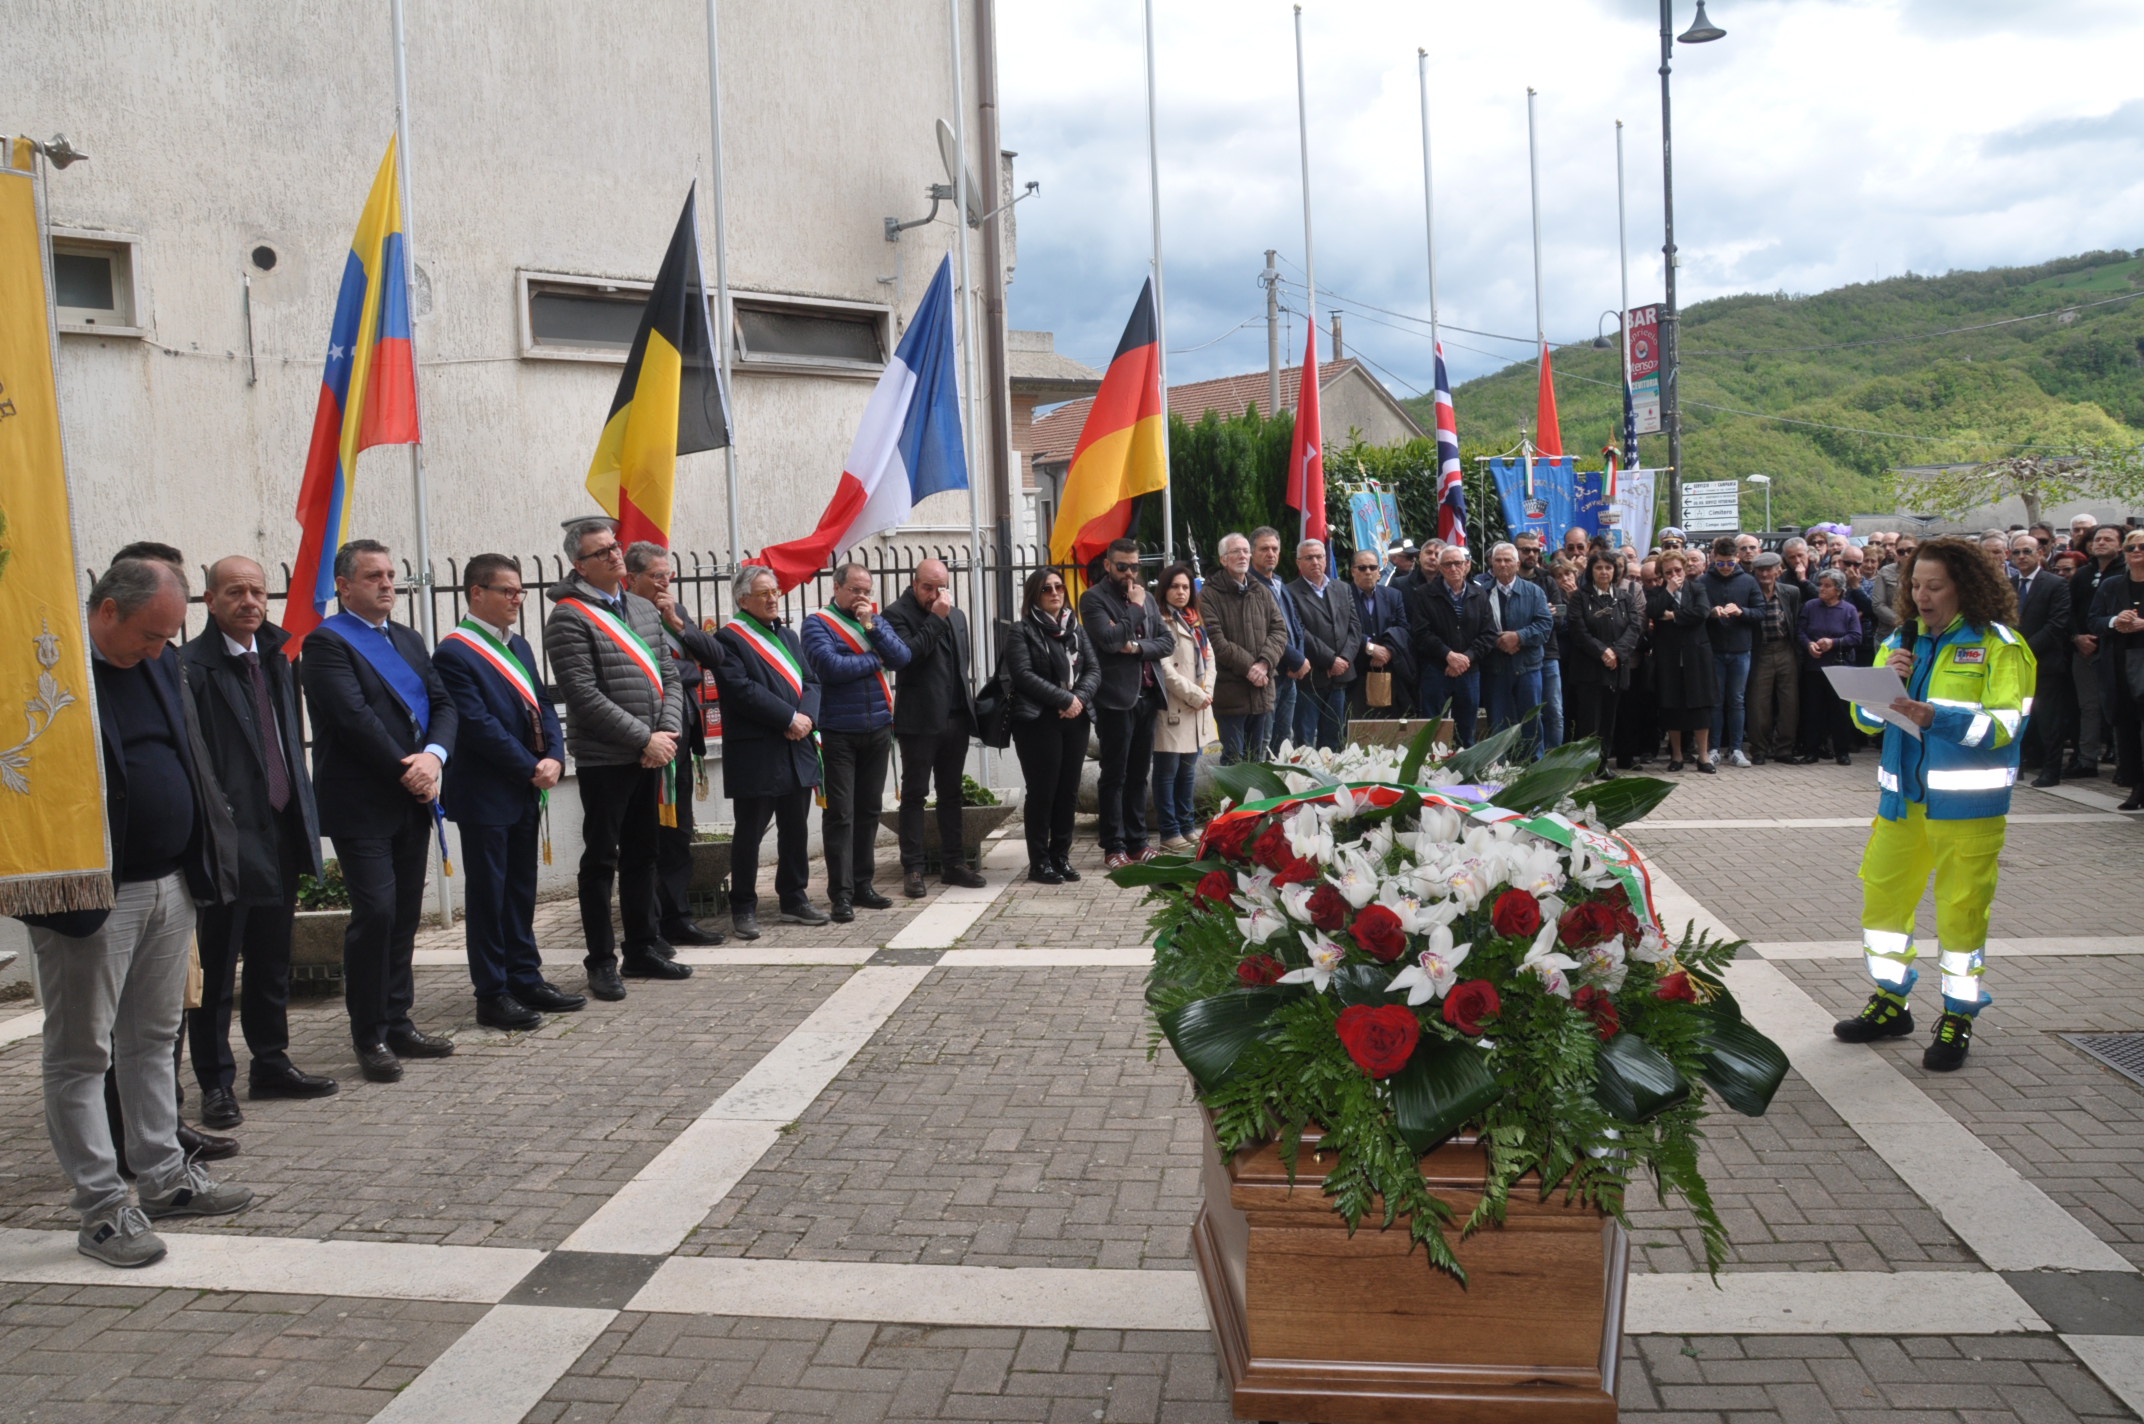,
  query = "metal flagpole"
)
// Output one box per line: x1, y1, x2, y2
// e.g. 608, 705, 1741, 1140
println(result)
1416, 48, 1439, 367
389, 0, 451, 928
1526, 88, 1546, 373
1616, 119, 1632, 467
1292, 4, 1317, 544
1143, 0, 1171, 564
948, 0, 985, 692
705, 0, 743, 570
